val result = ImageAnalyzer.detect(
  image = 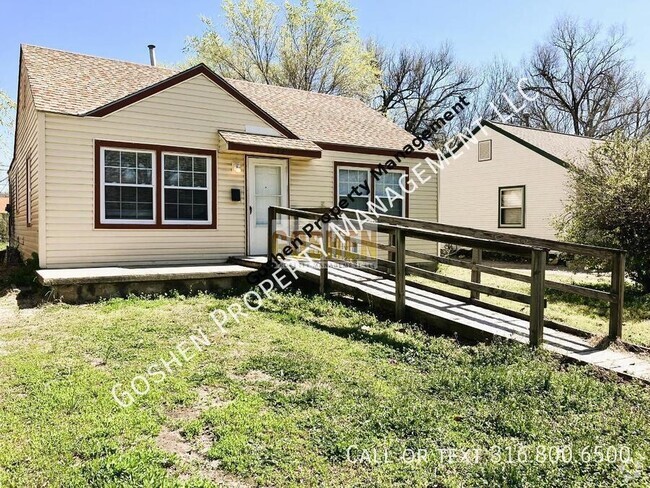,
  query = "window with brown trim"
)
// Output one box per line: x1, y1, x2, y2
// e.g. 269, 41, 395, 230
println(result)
101, 147, 156, 224
335, 162, 409, 217
162, 153, 211, 224
95, 141, 217, 229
